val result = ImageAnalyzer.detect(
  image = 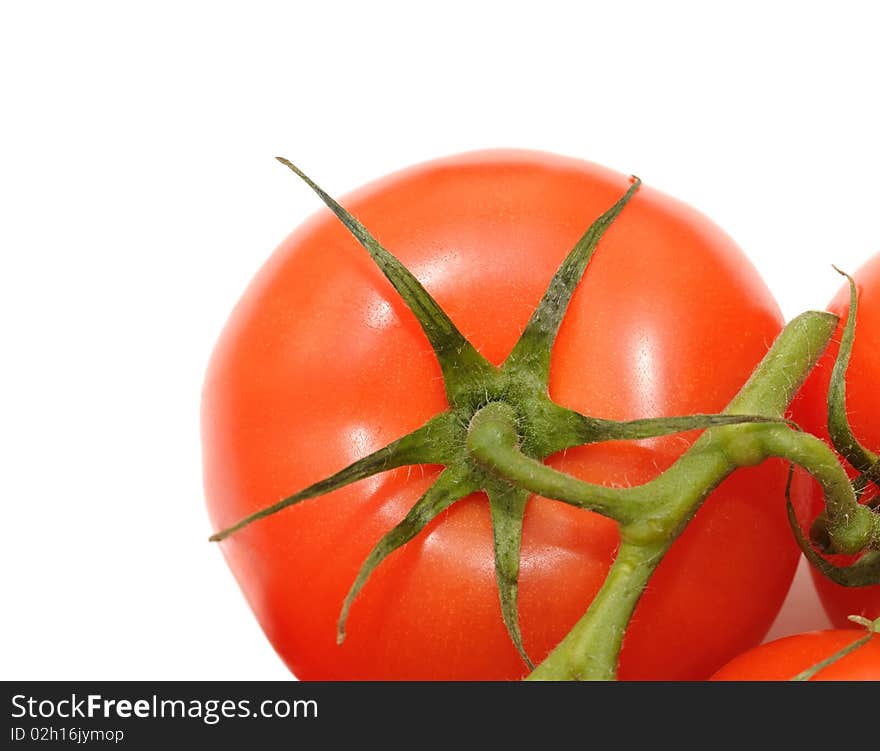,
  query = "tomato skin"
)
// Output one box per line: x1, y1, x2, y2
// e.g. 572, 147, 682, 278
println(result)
711, 630, 880, 680
202, 150, 798, 680
812, 573, 880, 627
791, 253, 880, 627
